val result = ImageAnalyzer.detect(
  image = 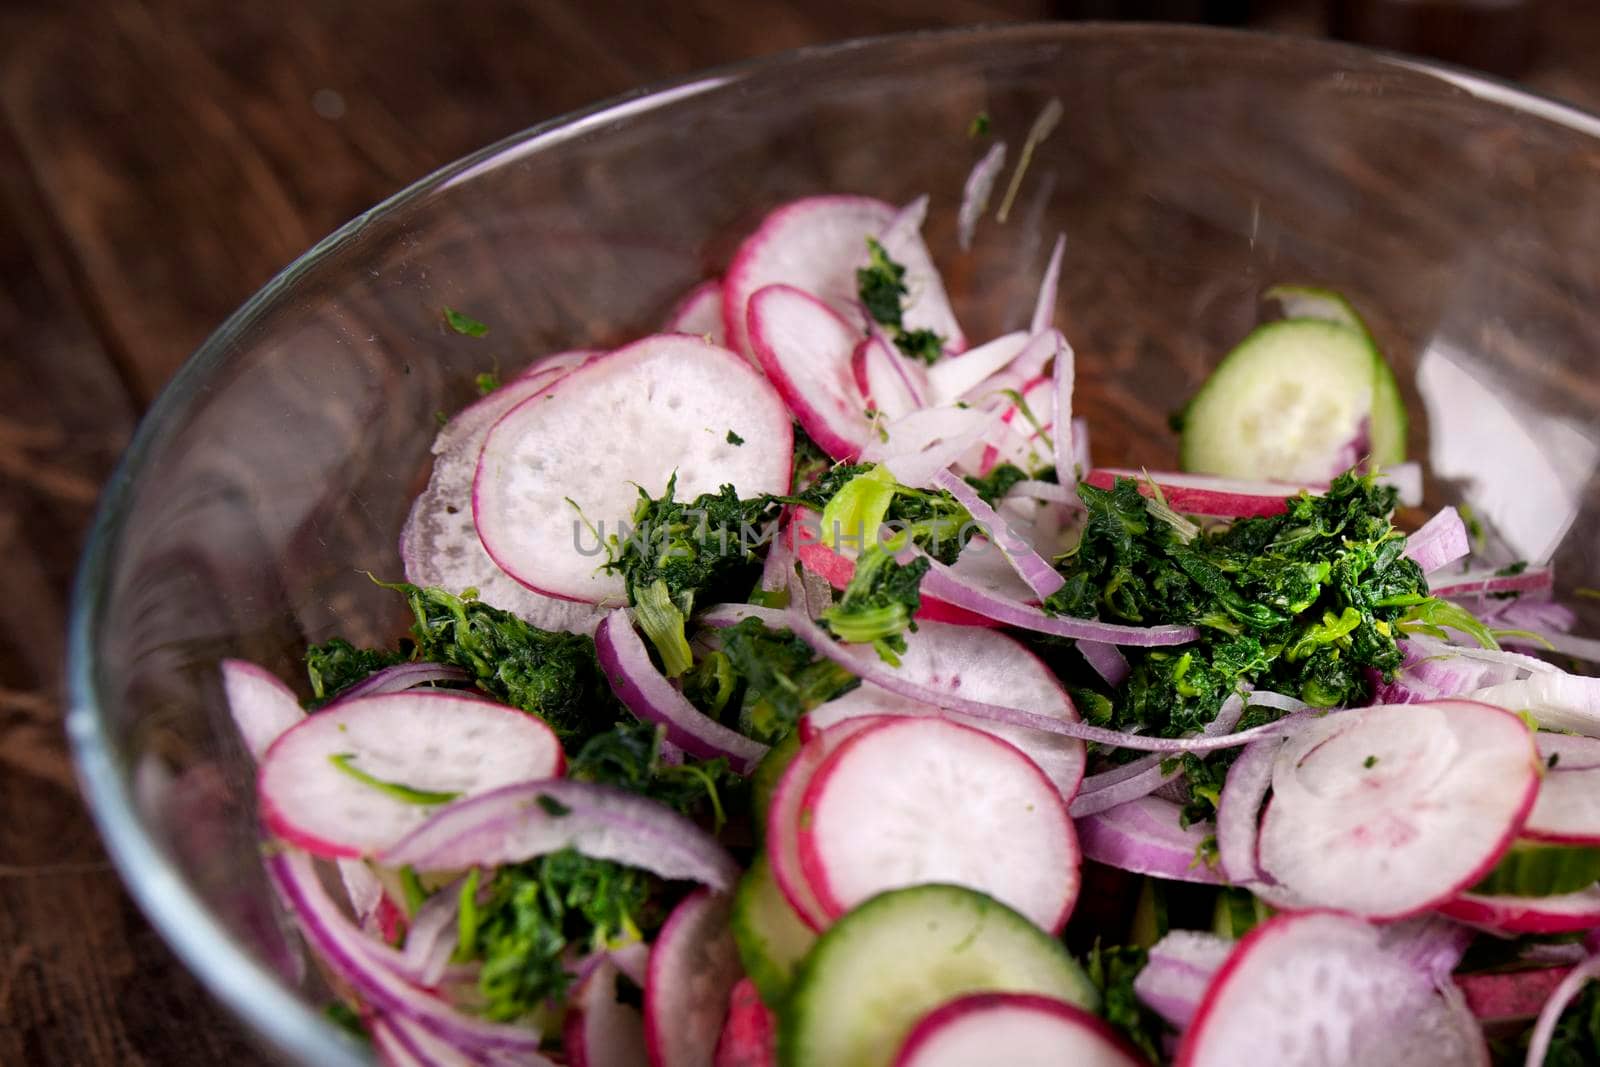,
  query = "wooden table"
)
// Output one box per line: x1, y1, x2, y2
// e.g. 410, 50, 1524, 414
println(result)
3, 1, 1599, 1062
